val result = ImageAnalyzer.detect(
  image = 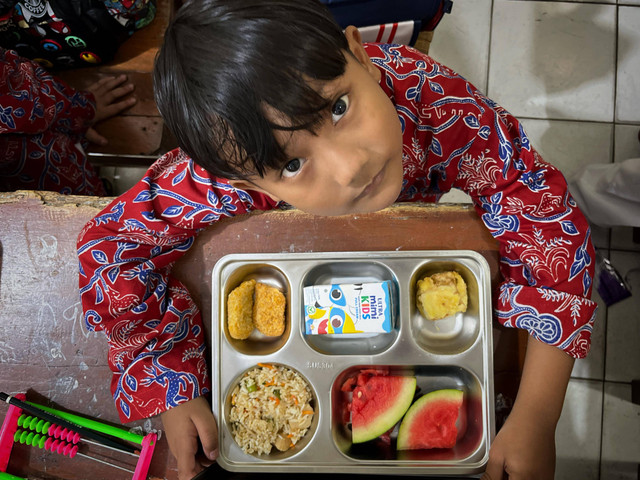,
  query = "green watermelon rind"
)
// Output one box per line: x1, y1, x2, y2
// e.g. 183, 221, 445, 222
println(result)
396, 389, 463, 450
351, 376, 417, 444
